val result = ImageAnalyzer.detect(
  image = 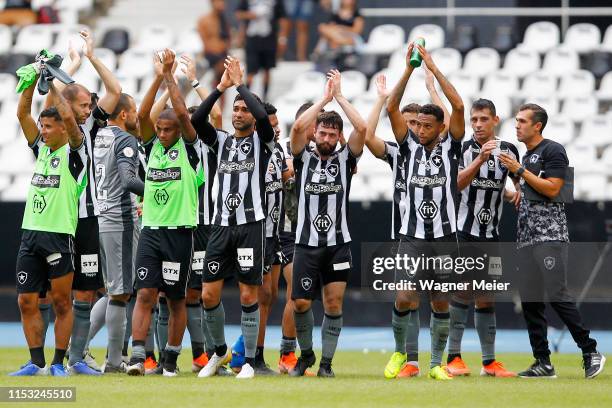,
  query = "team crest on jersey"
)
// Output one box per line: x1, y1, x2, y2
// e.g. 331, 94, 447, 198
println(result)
239, 141, 252, 156
326, 164, 340, 178
207, 261, 220, 274
50, 157, 60, 169
168, 149, 179, 161
430, 154, 443, 169
137, 267, 148, 280
418, 200, 439, 220
529, 154, 540, 164
544, 256, 555, 270
301, 277, 313, 291
17, 271, 27, 285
